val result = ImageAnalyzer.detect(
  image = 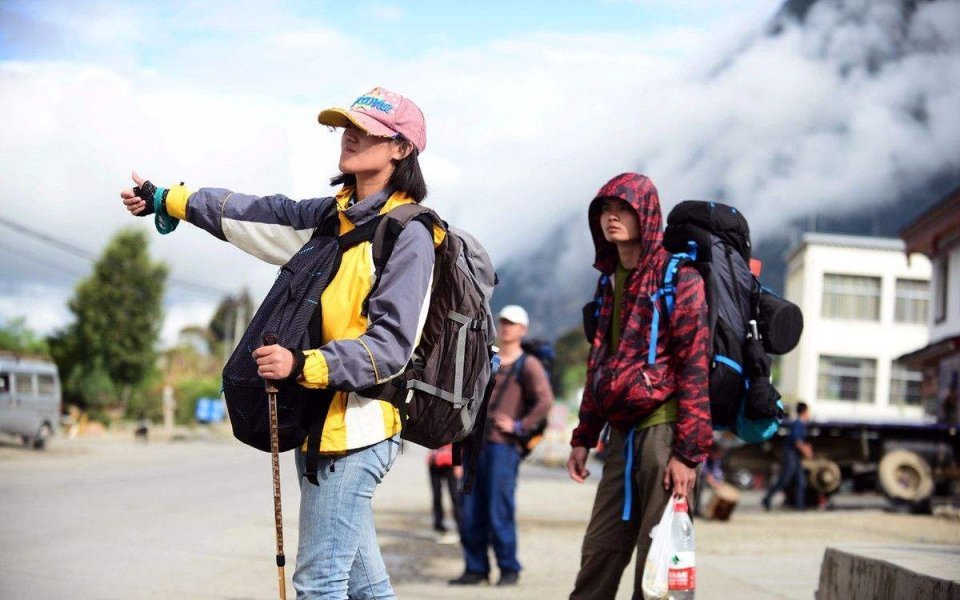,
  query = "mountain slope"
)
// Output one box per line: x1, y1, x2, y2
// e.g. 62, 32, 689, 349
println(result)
495, 0, 960, 338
